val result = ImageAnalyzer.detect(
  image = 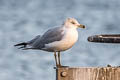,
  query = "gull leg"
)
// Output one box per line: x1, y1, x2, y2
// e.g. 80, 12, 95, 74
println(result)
58, 51, 61, 67
54, 51, 58, 67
